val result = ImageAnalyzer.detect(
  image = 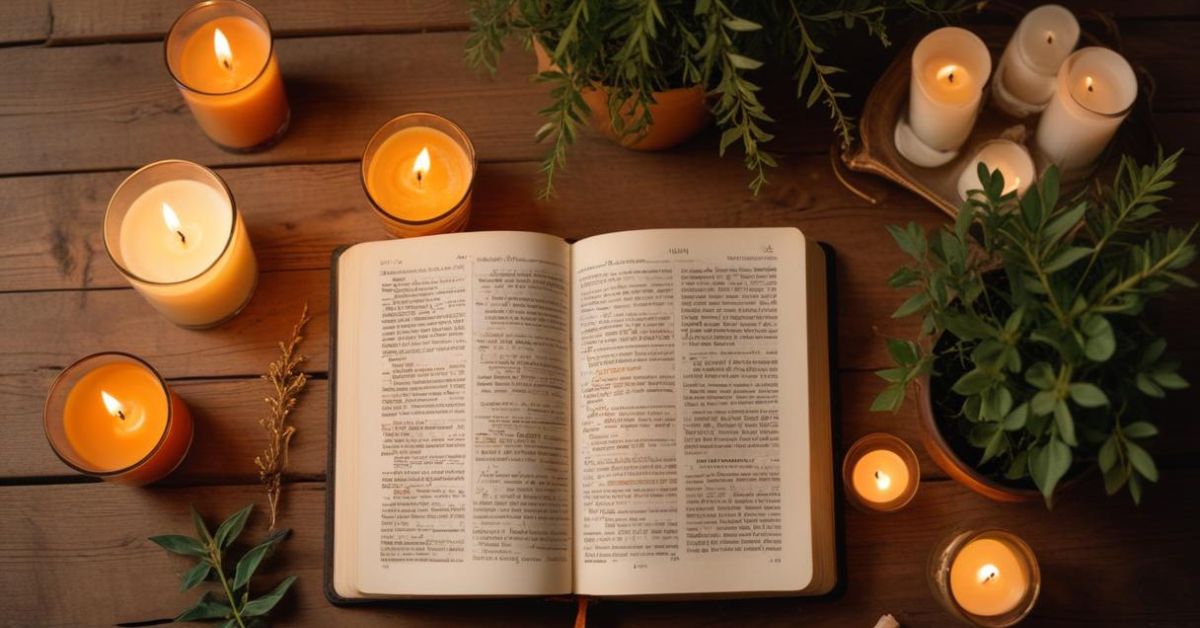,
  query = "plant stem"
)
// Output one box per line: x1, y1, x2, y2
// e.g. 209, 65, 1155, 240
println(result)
209, 544, 248, 628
